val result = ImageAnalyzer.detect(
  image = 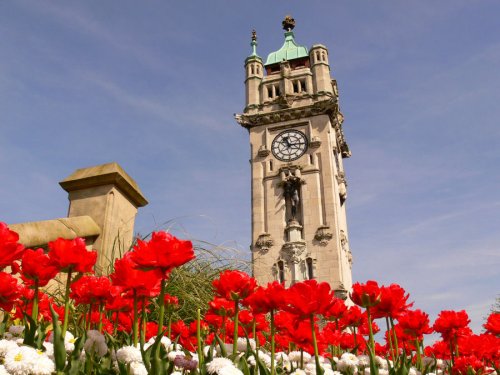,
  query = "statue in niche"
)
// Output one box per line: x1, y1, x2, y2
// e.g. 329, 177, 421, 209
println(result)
280, 169, 304, 223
